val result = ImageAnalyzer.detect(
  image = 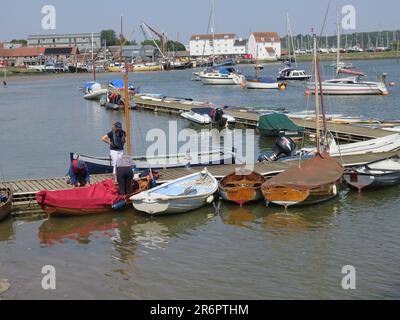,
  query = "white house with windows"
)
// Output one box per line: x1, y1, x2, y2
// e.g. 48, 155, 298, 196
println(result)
190, 33, 244, 57
248, 32, 281, 60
